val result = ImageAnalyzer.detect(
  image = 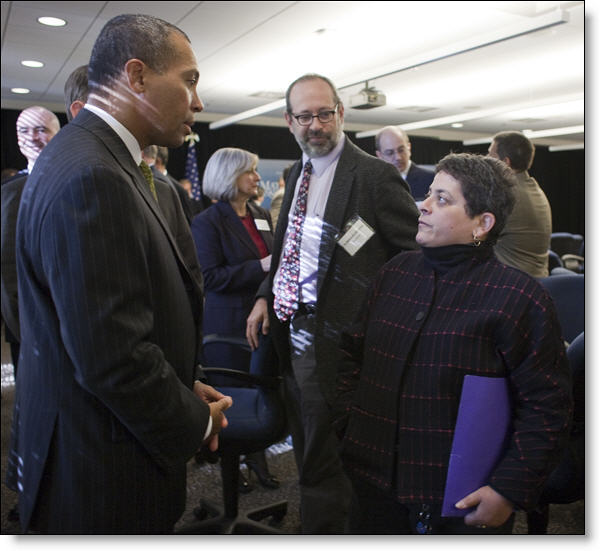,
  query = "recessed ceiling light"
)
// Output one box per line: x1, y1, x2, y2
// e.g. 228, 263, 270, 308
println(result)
11, 88, 30, 94
38, 16, 67, 27
21, 60, 44, 68
451, 122, 464, 128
